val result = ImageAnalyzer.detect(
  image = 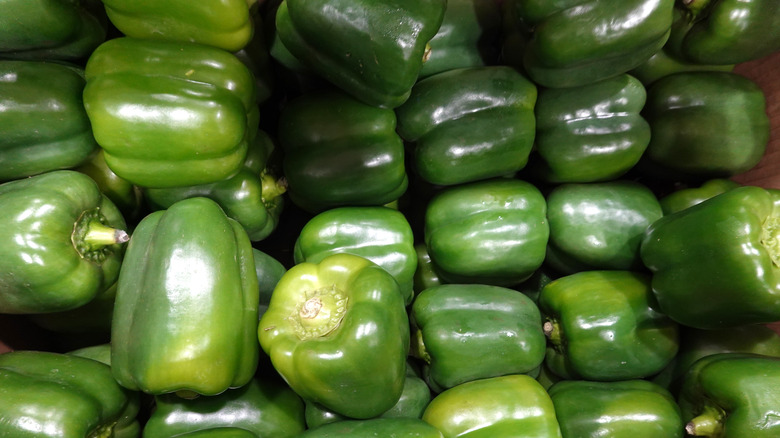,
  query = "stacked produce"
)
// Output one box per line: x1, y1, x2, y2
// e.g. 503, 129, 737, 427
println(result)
1, 0, 779, 436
